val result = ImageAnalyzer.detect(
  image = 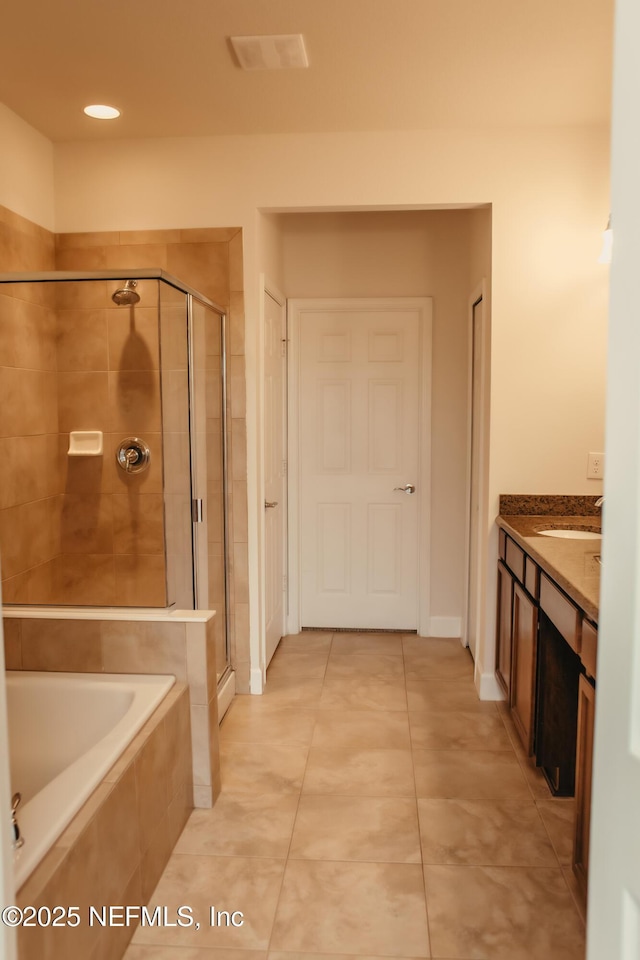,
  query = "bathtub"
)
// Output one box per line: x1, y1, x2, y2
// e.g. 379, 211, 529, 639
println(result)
6, 671, 175, 889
